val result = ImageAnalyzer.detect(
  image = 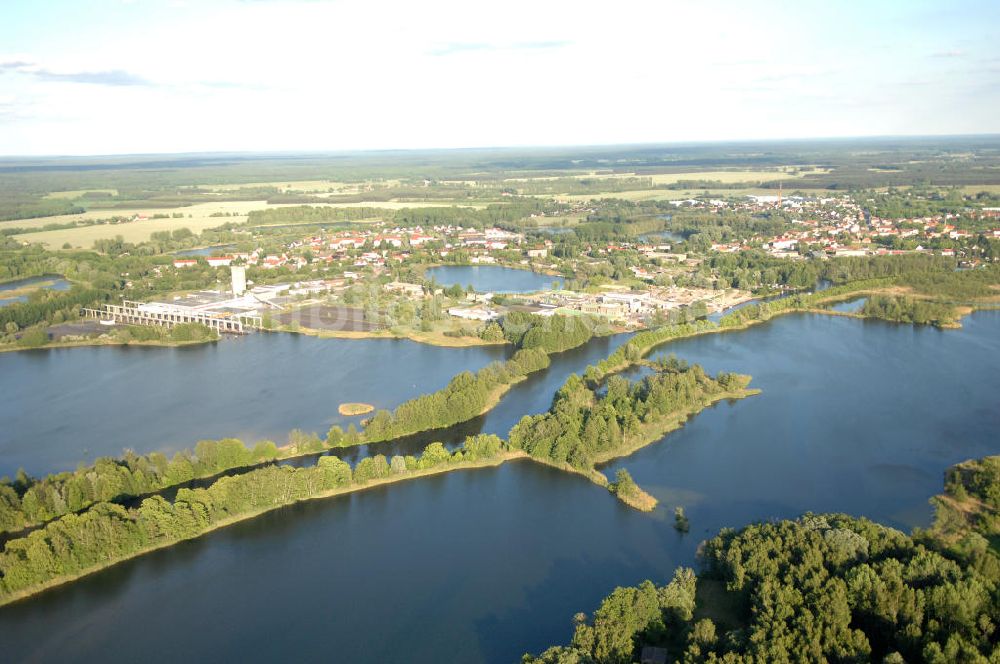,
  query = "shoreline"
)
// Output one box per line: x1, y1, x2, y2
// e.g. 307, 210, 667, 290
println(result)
0, 452, 527, 608
284, 323, 504, 348
517, 388, 760, 512
592, 388, 761, 467
0, 335, 218, 354
421, 260, 564, 279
